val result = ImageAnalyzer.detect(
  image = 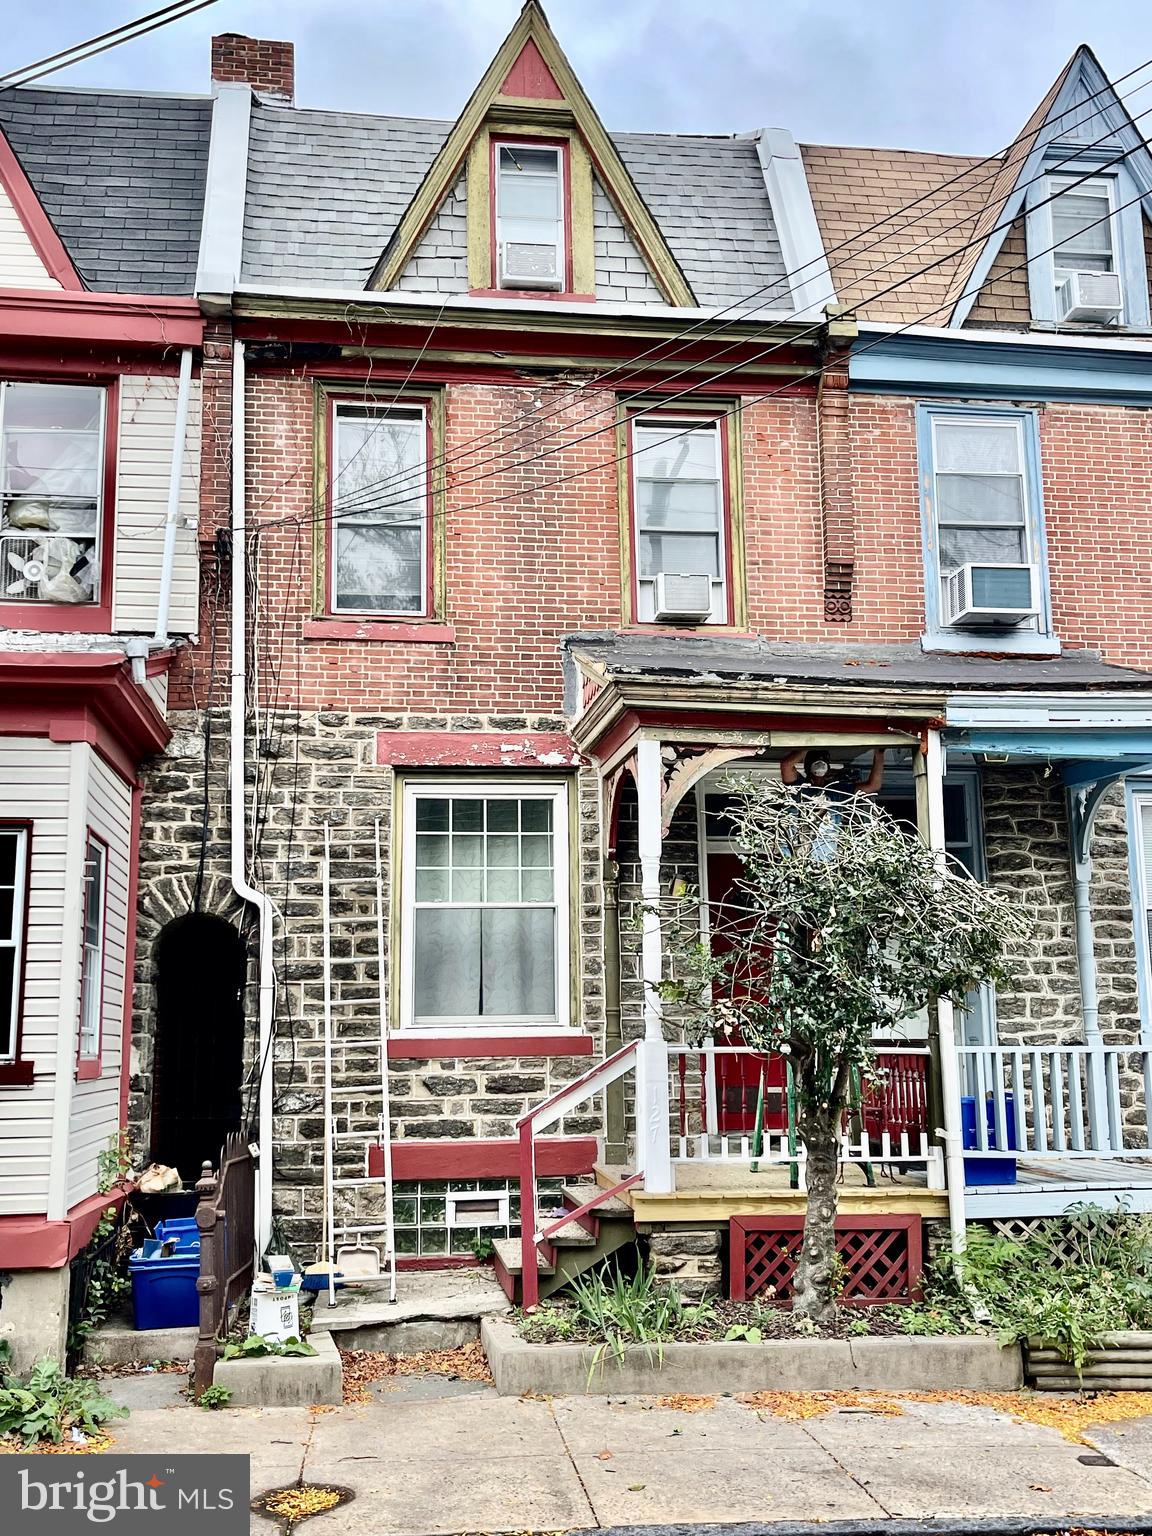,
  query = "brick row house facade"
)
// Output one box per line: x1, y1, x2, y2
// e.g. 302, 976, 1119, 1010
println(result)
5, 2, 1152, 1348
